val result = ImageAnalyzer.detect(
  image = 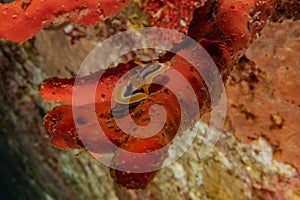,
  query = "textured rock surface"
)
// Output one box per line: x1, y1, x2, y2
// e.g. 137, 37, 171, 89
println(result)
0, 40, 119, 199
226, 20, 300, 171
